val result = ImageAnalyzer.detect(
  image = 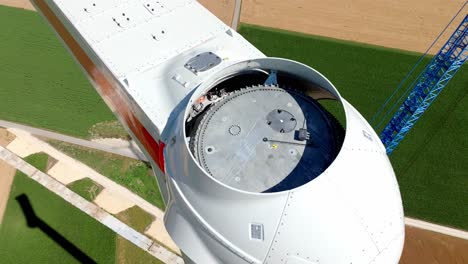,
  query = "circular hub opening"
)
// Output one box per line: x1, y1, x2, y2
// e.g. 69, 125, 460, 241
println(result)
184, 62, 346, 193
188, 85, 344, 193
